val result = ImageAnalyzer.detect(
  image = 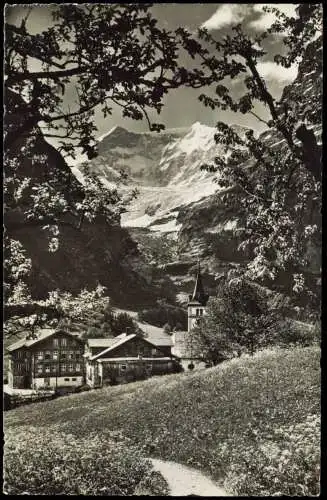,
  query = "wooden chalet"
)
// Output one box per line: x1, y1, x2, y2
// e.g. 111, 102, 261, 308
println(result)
84, 333, 178, 388
6, 329, 85, 390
